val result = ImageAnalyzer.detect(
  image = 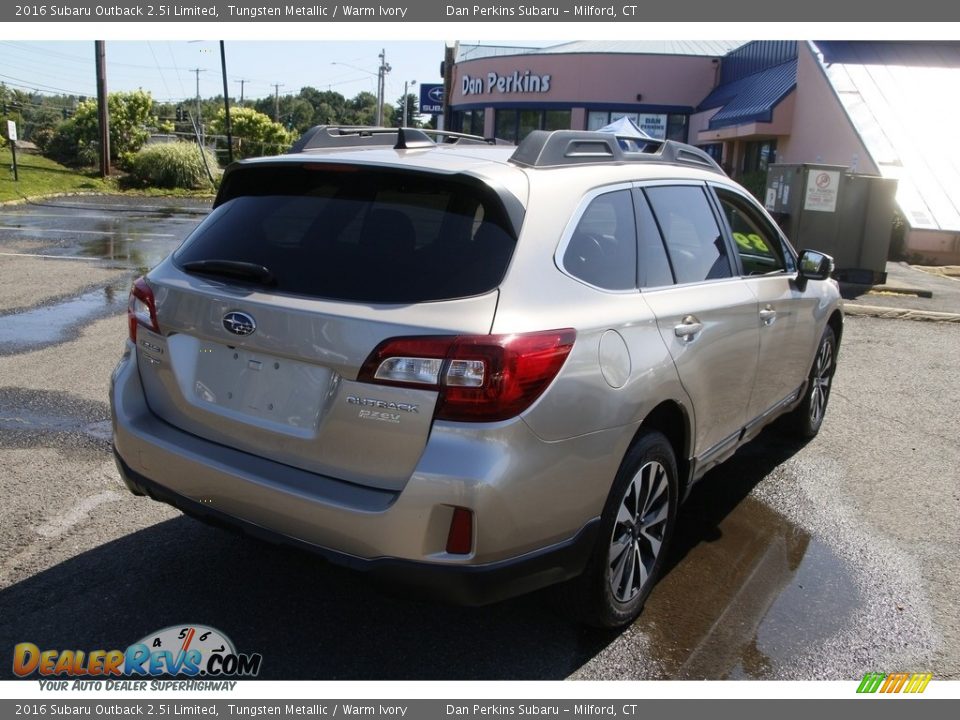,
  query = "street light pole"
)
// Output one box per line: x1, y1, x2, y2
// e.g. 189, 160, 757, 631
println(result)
402, 80, 417, 127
